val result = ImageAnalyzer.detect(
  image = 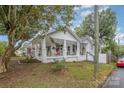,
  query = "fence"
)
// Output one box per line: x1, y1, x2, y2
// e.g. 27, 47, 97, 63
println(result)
85, 52, 107, 63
